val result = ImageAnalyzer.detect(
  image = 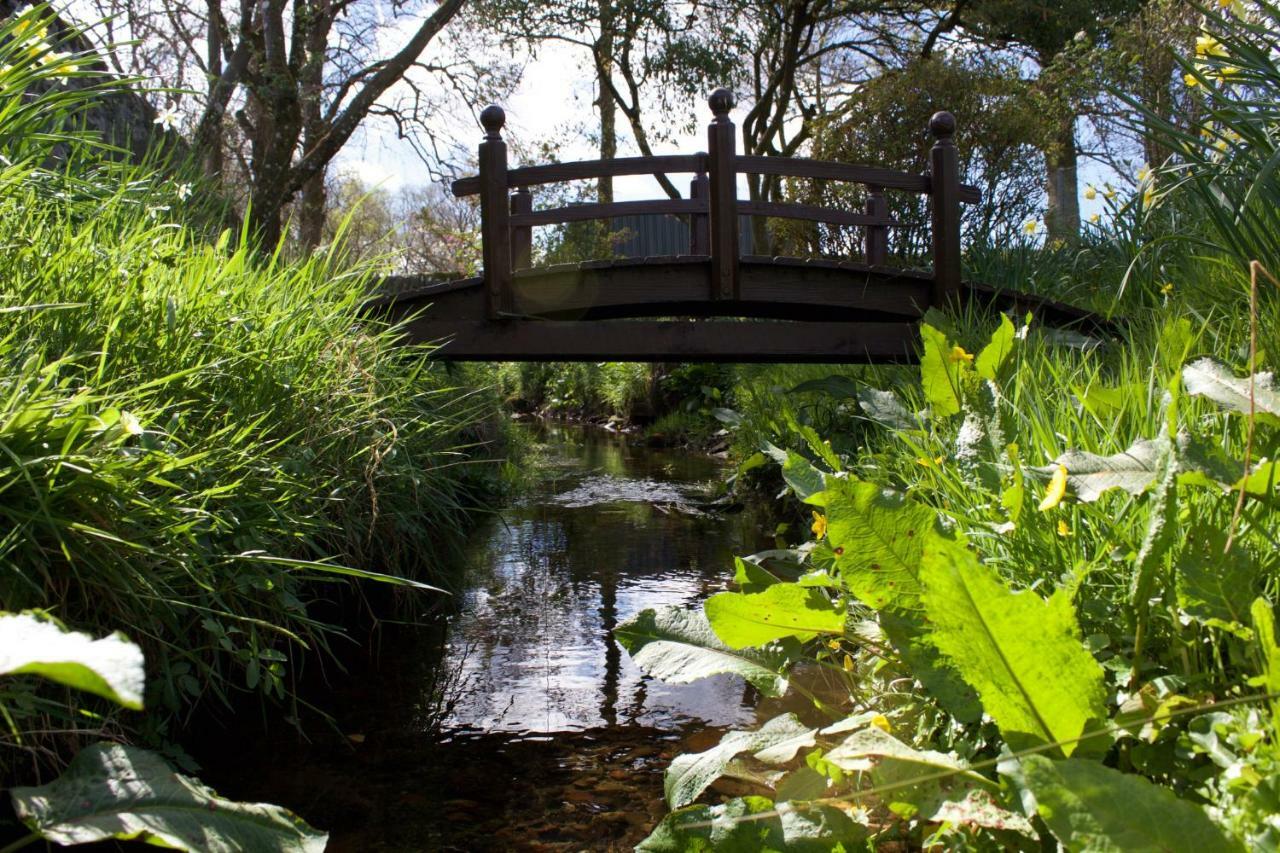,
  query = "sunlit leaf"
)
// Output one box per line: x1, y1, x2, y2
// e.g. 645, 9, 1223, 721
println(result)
0, 612, 144, 710
1013, 756, 1244, 852
637, 796, 867, 852
665, 714, 815, 808
616, 606, 790, 697
1042, 438, 1163, 502
10, 743, 327, 851
1182, 358, 1280, 423
920, 541, 1109, 757
976, 313, 1017, 382
1176, 524, 1256, 636
920, 323, 965, 417
705, 585, 844, 649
